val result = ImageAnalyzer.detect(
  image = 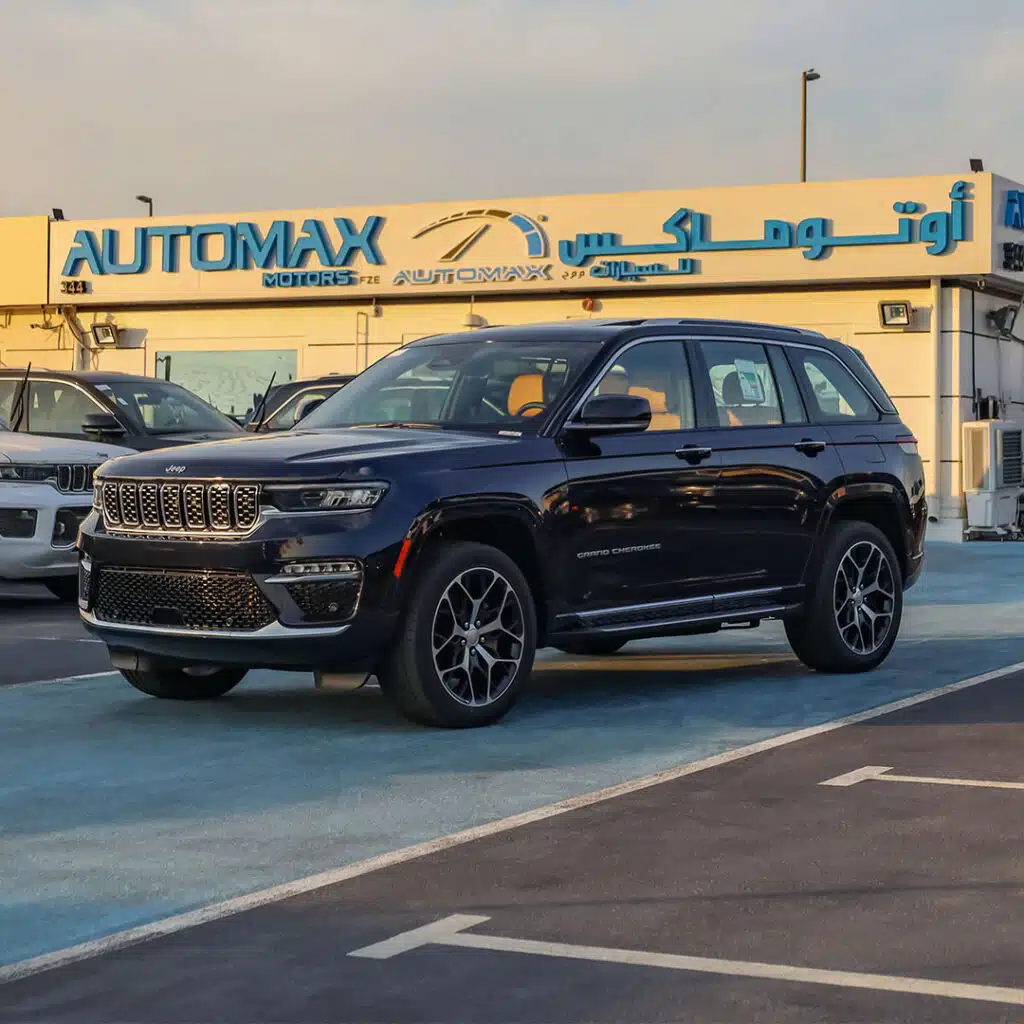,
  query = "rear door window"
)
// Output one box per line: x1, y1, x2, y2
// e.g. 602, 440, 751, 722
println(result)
696, 340, 784, 427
